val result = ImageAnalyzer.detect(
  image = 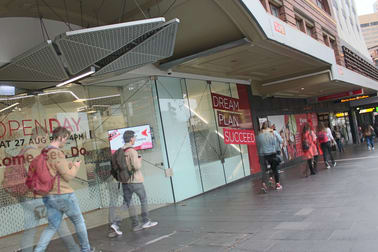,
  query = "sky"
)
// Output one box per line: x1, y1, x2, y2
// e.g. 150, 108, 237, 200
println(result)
355, 0, 377, 15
